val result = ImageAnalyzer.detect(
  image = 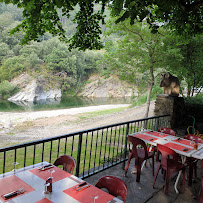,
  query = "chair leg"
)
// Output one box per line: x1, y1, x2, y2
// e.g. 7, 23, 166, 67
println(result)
200, 182, 203, 203
152, 157, 154, 176
182, 168, 186, 191
194, 161, 197, 178
136, 165, 141, 182
164, 171, 170, 195
162, 170, 166, 180
152, 162, 161, 188
125, 152, 133, 176
125, 160, 131, 176
188, 164, 193, 186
